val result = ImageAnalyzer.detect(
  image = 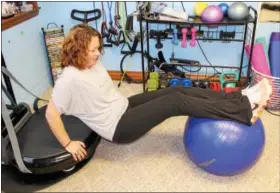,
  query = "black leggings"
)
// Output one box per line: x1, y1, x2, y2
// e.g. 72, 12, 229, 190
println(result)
112, 86, 252, 144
